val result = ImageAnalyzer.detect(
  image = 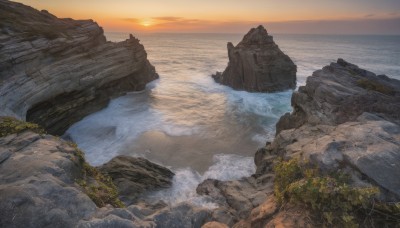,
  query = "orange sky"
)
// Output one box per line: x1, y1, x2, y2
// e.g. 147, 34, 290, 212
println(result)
14, 0, 400, 34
